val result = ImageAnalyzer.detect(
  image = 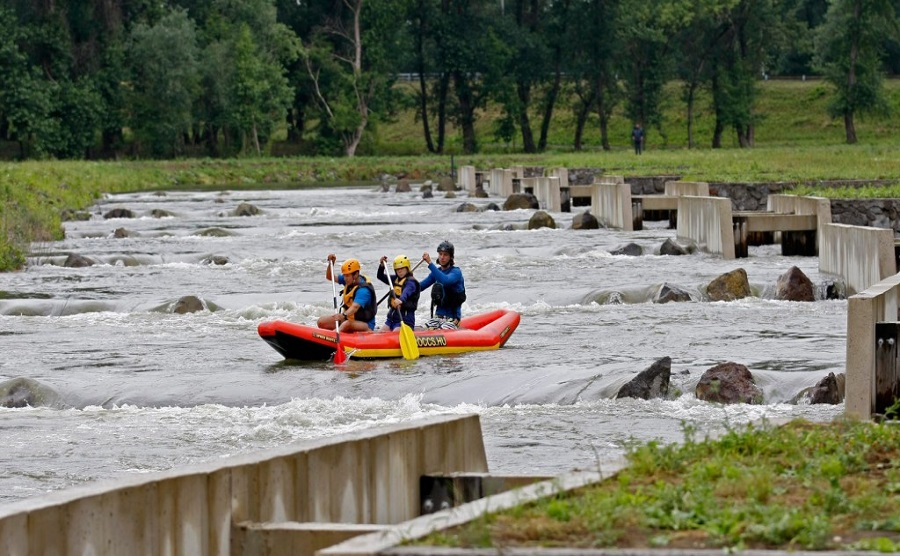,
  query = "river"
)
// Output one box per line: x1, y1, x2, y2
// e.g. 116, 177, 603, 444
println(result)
0, 184, 844, 505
